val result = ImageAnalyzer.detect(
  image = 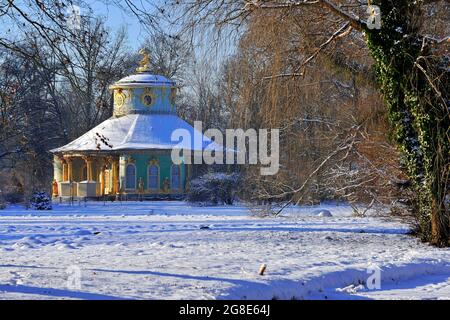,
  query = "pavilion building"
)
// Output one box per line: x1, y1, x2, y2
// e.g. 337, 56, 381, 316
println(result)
51, 50, 219, 199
